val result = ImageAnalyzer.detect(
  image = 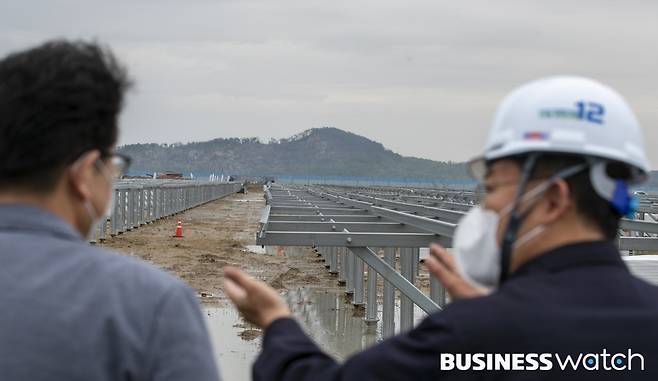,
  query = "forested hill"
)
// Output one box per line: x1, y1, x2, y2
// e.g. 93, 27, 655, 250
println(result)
117, 127, 470, 180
